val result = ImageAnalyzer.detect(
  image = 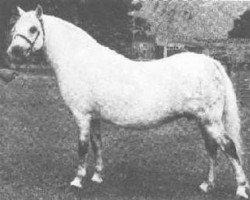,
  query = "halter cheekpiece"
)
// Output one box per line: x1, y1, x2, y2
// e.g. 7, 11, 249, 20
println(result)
14, 18, 45, 54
